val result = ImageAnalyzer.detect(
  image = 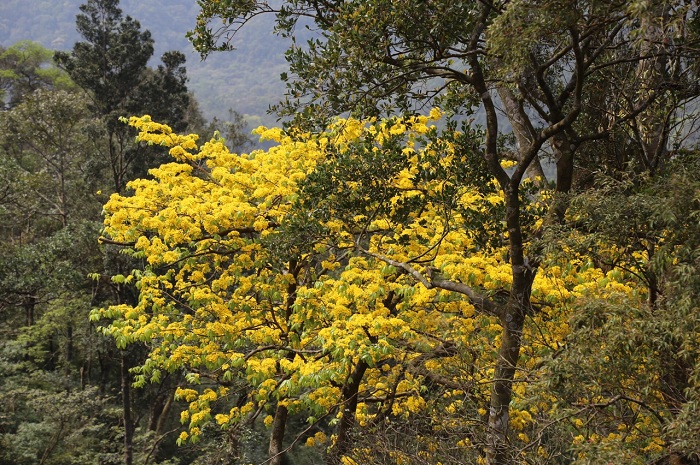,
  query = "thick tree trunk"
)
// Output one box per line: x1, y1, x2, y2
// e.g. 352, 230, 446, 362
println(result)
268, 403, 289, 465
328, 360, 368, 464
470, 38, 527, 465
486, 307, 525, 465
485, 185, 536, 465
